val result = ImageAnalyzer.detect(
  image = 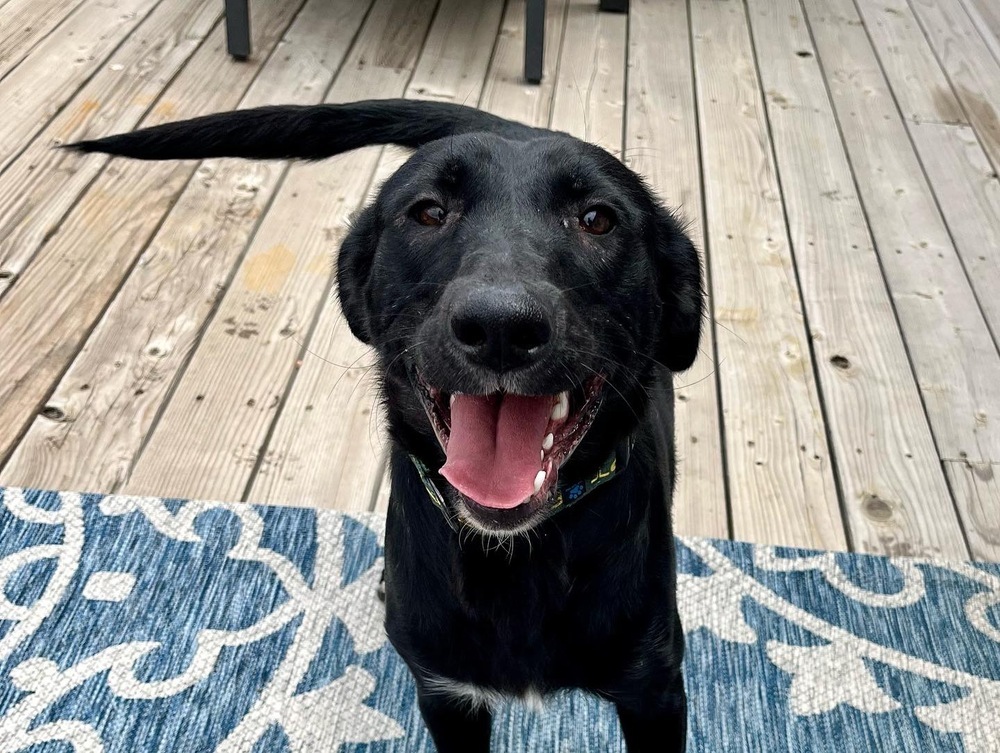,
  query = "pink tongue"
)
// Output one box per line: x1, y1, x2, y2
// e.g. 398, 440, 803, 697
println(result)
440, 393, 553, 509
